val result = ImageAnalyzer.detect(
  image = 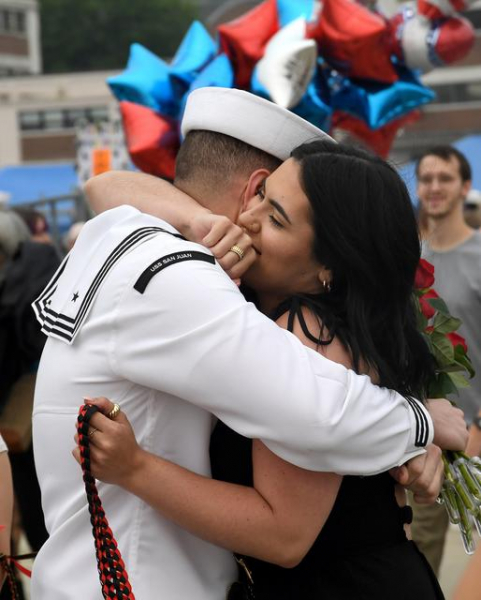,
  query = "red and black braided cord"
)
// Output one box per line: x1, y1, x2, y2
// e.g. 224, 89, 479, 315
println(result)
77, 404, 135, 600
0, 553, 20, 600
